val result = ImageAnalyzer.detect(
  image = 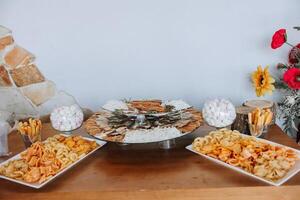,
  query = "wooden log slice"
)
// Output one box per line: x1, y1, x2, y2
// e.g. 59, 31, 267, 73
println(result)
231, 106, 255, 135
